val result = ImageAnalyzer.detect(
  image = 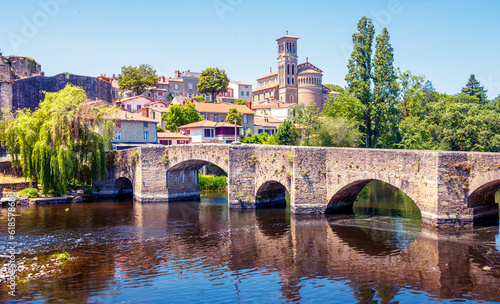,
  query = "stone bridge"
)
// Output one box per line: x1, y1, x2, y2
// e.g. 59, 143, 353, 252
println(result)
98, 144, 500, 228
